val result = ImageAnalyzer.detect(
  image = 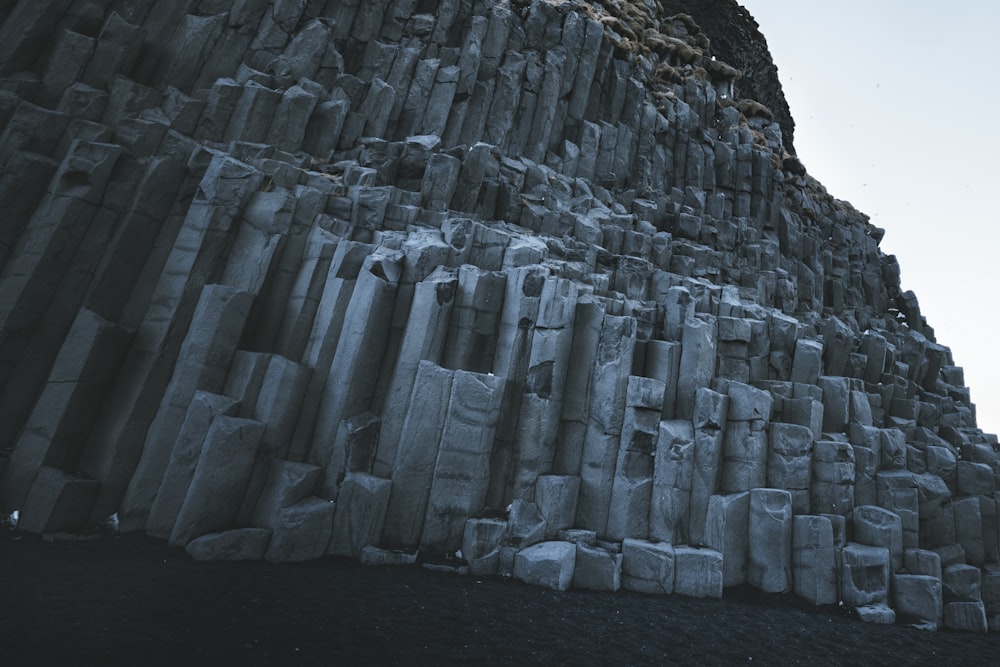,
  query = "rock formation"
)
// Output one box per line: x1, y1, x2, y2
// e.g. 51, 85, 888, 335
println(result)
0, 0, 997, 633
